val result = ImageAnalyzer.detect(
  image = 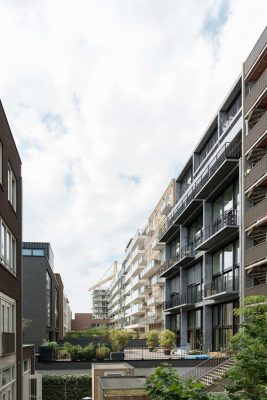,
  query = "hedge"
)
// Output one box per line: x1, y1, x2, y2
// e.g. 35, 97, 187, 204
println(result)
42, 374, 91, 400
